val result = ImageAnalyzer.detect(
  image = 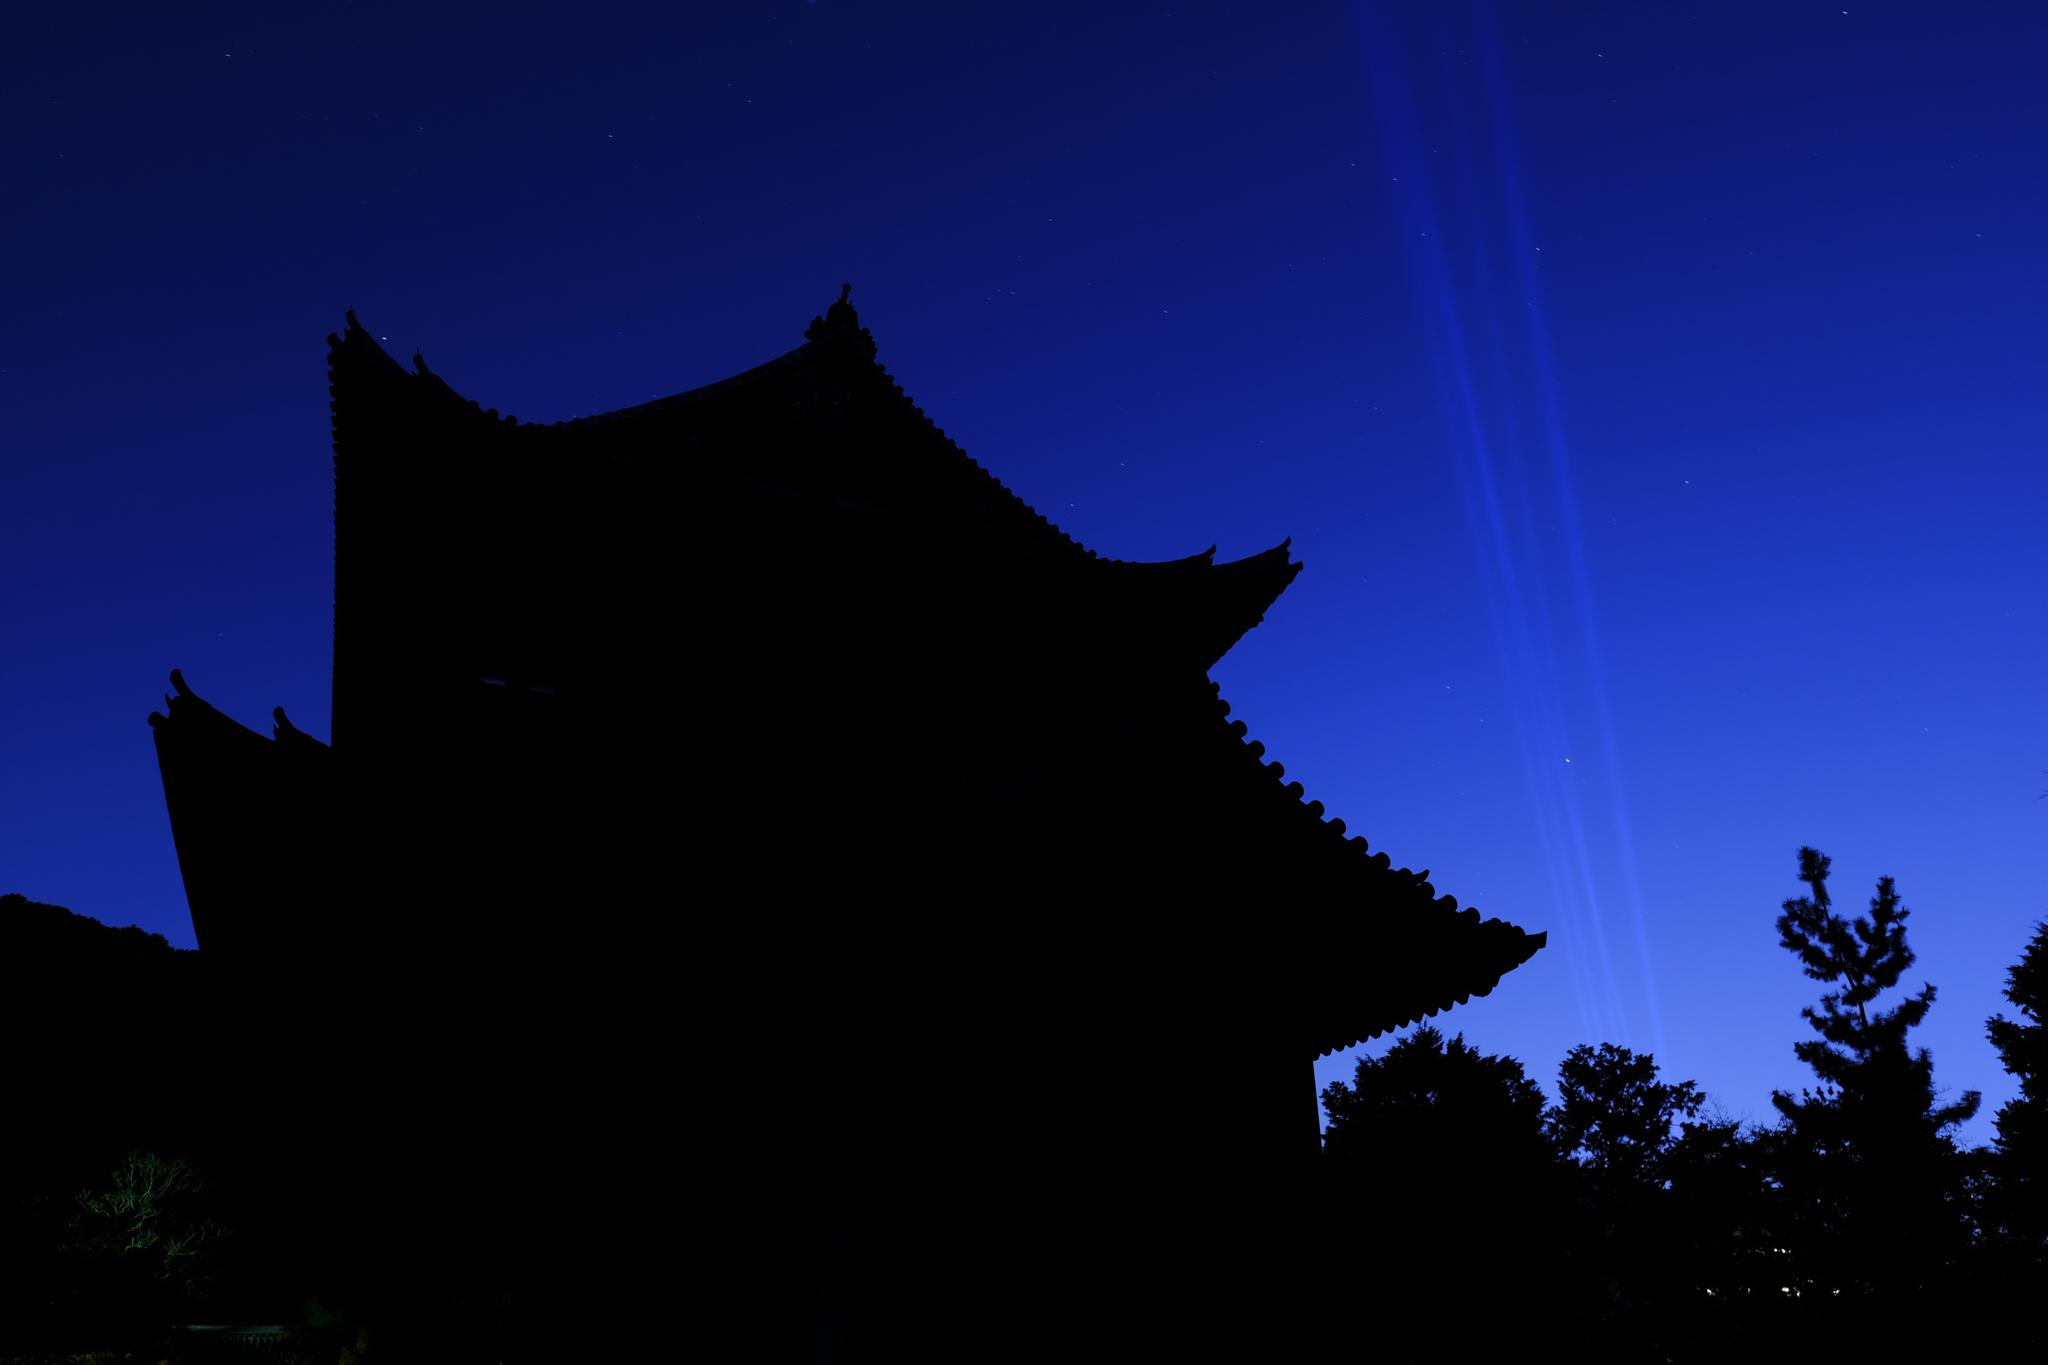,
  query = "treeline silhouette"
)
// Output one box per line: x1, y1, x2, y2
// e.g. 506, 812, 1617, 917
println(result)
1321, 847, 2048, 1362
6, 845, 2046, 1362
